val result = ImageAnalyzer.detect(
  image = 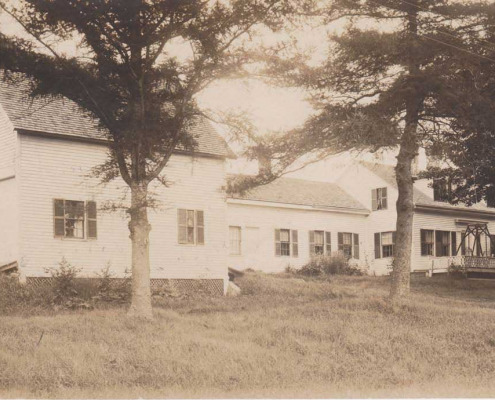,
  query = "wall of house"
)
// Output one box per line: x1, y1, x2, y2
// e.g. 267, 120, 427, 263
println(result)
227, 201, 369, 273
0, 106, 19, 267
17, 134, 228, 282
412, 210, 495, 272
334, 163, 398, 275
